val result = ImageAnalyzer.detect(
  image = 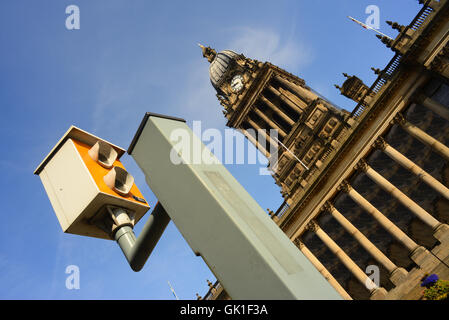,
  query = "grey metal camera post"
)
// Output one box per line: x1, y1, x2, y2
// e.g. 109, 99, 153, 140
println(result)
125, 112, 341, 300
